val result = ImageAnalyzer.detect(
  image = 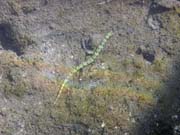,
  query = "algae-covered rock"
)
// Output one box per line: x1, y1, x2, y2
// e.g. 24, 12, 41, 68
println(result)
154, 0, 180, 9
0, 22, 35, 55
3, 68, 28, 98
0, 0, 180, 135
